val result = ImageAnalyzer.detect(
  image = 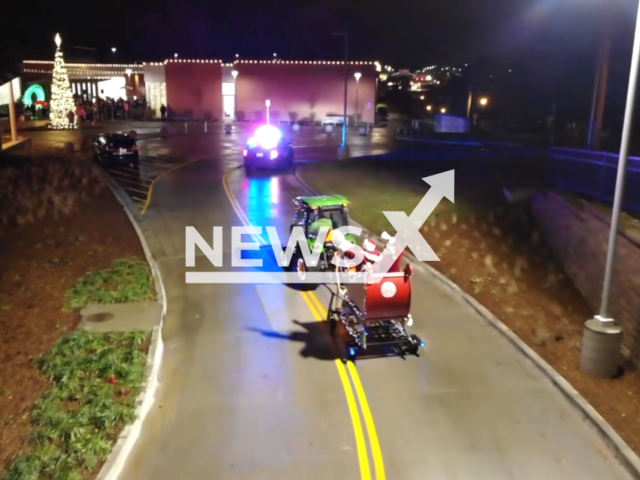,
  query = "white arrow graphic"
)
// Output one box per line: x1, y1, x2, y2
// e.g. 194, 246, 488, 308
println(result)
408, 170, 455, 228
372, 170, 455, 276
